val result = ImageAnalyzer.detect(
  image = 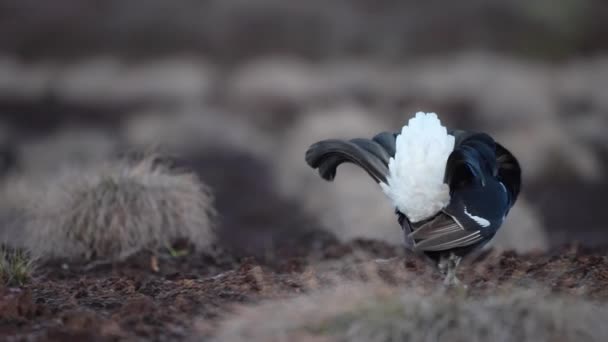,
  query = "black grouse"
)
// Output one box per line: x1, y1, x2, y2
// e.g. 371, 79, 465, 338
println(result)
305, 112, 521, 285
